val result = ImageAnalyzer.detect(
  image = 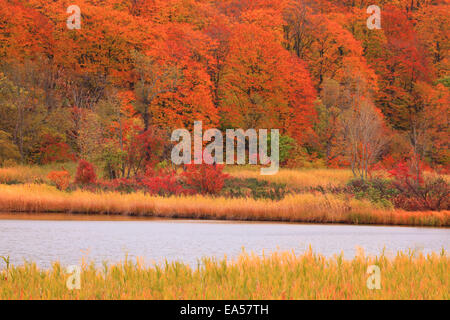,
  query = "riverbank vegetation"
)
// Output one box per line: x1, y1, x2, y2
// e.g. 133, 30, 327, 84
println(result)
0, 1, 449, 226
0, 161, 449, 227
0, 182, 448, 227
0, 249, 448, 299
